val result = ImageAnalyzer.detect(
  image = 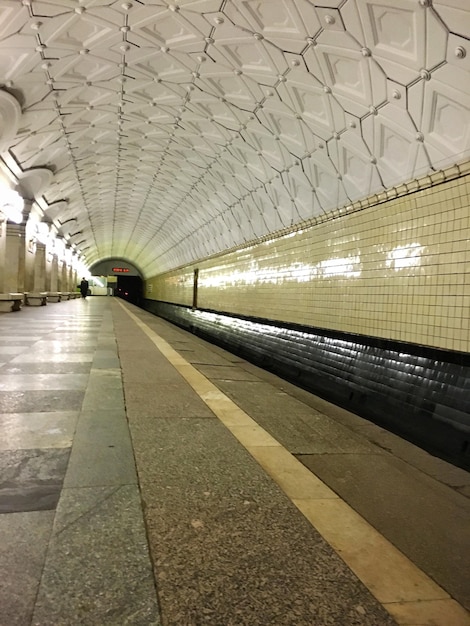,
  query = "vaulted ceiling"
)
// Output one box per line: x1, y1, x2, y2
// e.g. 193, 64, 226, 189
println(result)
0, 0, 469, 278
